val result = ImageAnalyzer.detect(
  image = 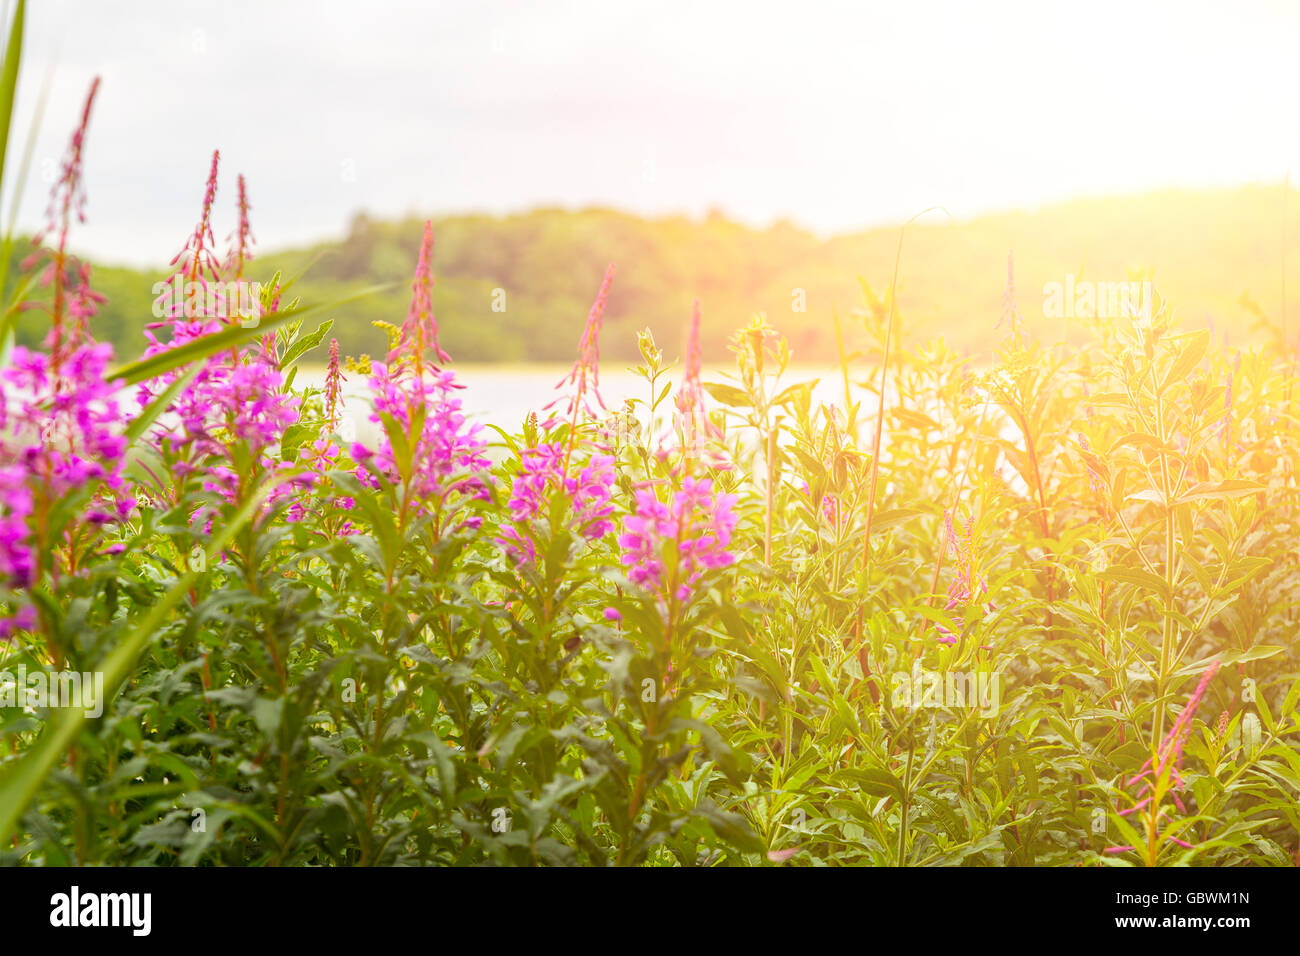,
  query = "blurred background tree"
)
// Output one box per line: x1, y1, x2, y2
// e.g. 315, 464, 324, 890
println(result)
10, 182, 1296, 367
